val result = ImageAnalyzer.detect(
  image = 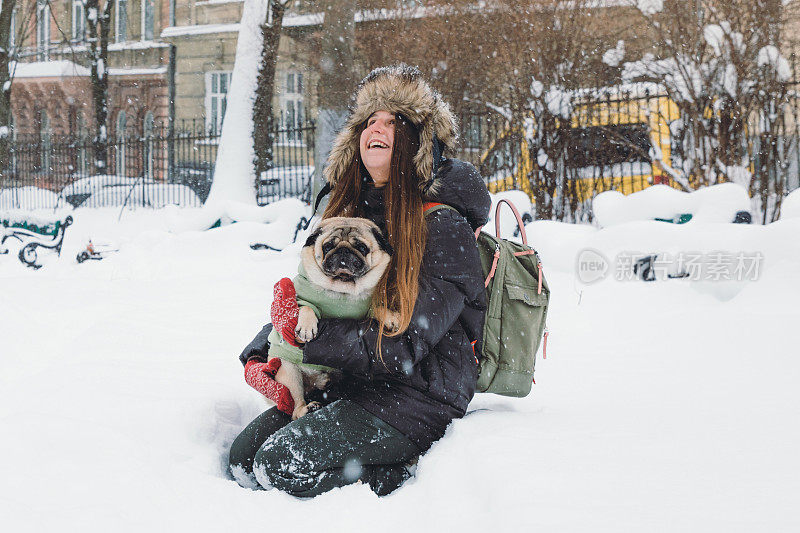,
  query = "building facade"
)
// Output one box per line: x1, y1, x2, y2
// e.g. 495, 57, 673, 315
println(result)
6, 0, 317, 193
9, 0, 315, 137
